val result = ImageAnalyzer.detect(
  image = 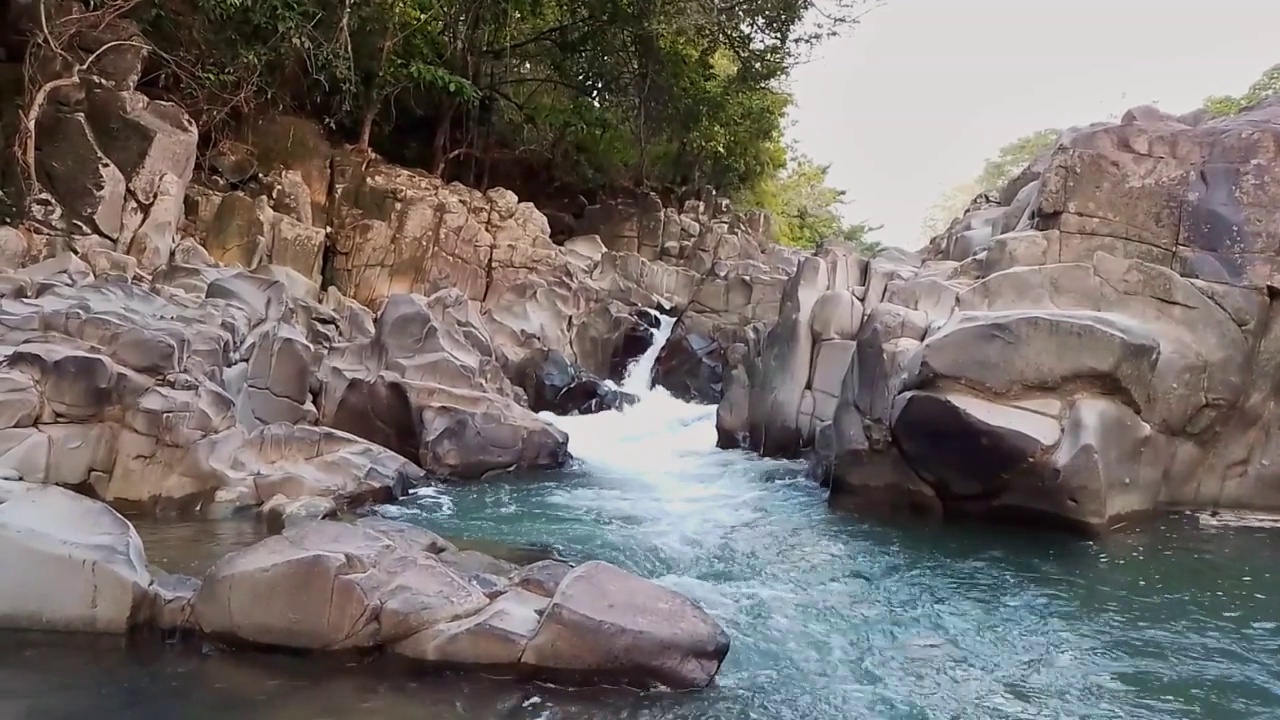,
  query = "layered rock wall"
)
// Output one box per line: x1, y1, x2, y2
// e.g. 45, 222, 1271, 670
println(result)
0, 8, 747, 689
726, 100, 1280, 534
